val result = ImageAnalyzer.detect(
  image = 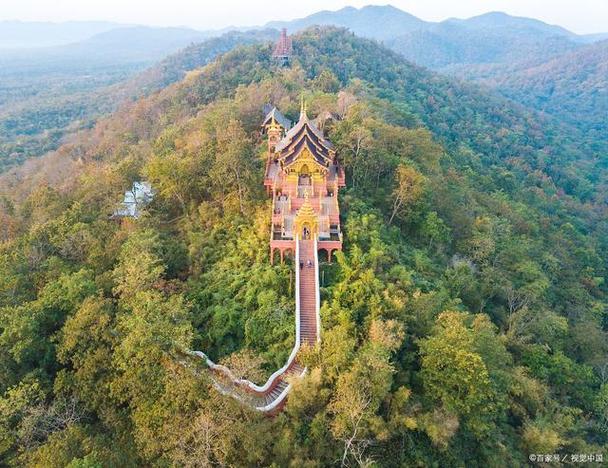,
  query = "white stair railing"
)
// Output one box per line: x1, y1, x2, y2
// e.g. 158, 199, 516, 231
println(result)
189, 240, 307, 412
313, 237, 321, 342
